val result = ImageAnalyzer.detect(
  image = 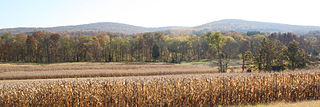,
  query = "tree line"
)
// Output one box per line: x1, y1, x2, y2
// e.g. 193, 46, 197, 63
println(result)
0, 31, 319, 72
